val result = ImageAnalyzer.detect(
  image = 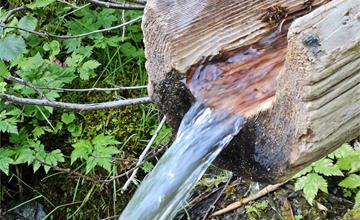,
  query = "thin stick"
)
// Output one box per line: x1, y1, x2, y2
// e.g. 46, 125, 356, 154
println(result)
0, 6, 27, 24
87, 0, 144, 10
37, 85, 147, 92
4, 76, 48, 99
0, 16, 142, 39
211, 181, 287, 217
121, 116, 167, 191
3, 75, 147, 92
0, 93, 152, 111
